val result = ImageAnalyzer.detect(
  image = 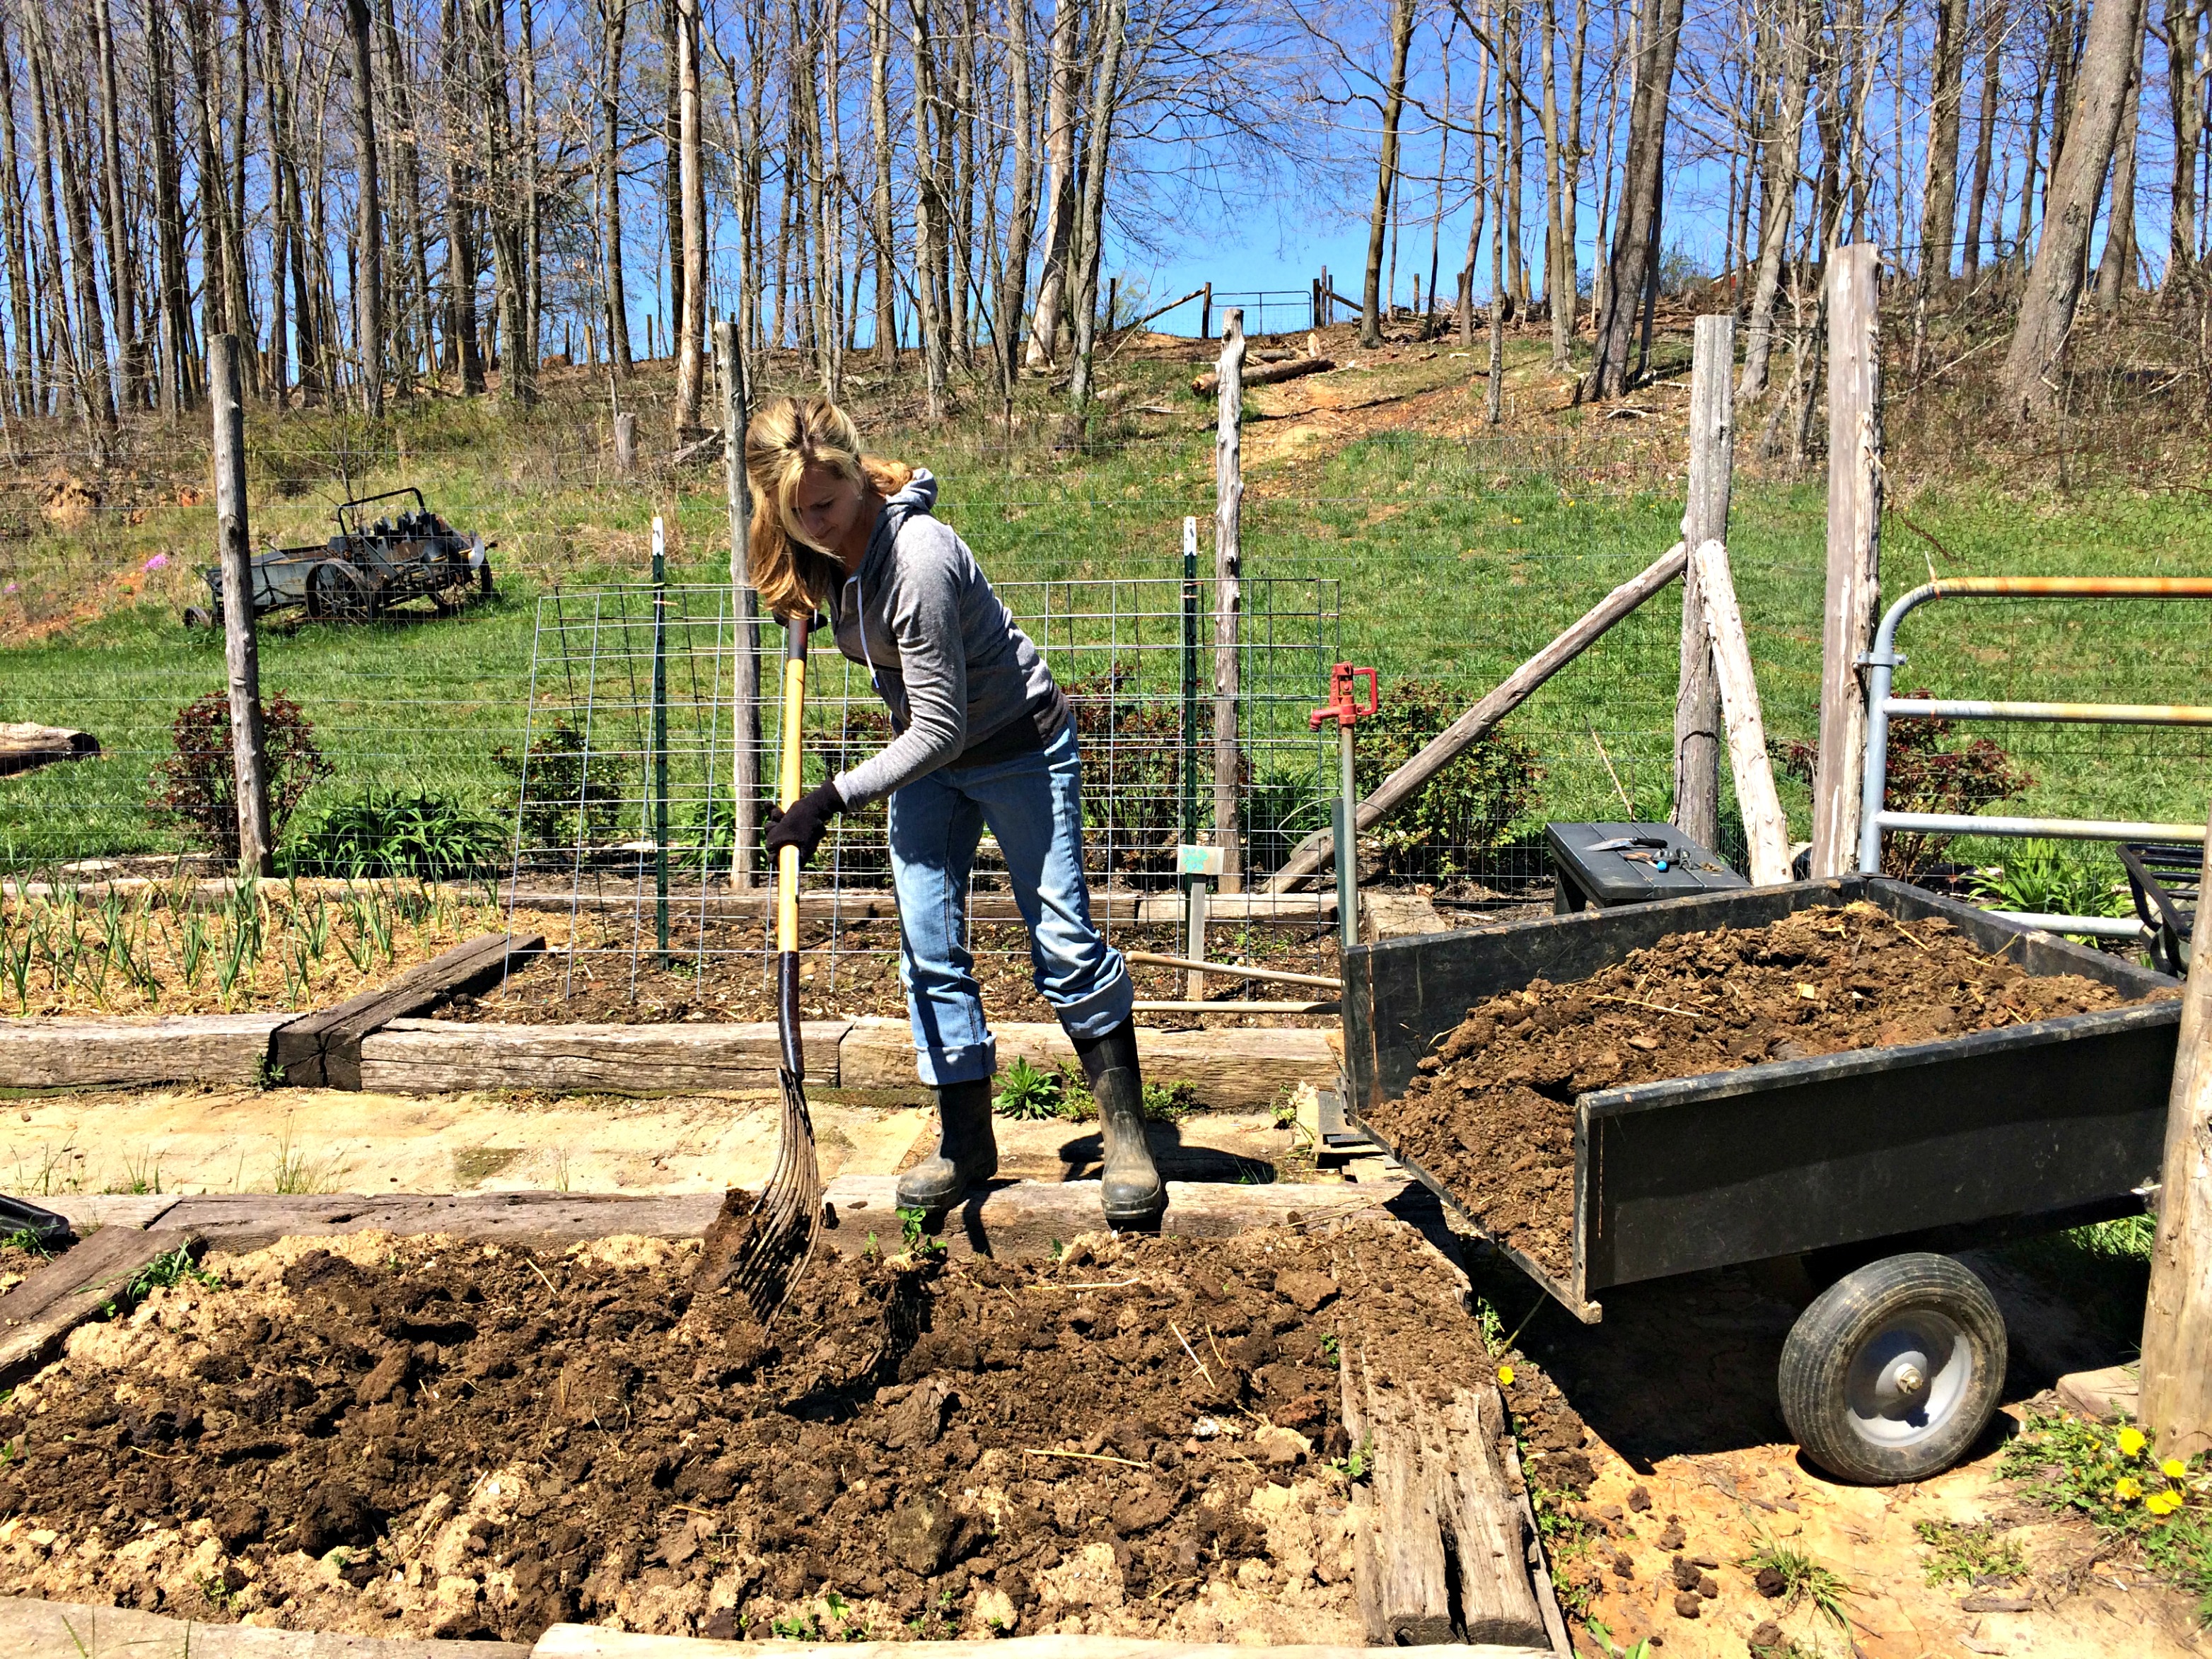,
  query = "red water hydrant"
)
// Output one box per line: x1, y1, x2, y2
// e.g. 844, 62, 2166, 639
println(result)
1311, 663, 1380, 946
